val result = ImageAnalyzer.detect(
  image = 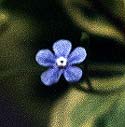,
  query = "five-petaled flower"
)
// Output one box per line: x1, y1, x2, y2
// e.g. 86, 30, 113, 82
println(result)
35, 39, 87, 86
